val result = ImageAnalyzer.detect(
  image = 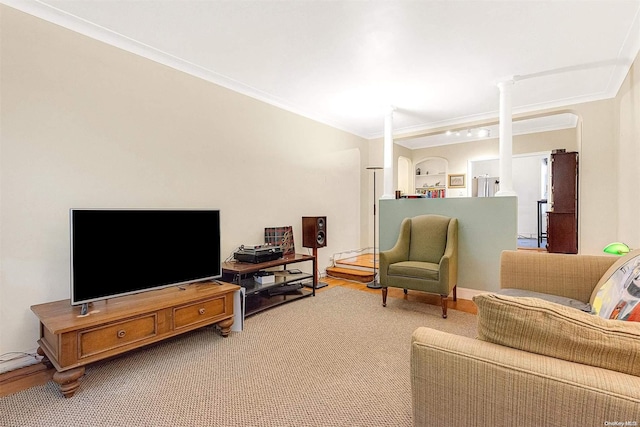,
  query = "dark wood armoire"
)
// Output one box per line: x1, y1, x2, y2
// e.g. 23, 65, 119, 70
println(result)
547, 150, 578, 253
